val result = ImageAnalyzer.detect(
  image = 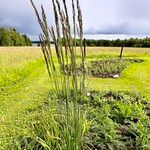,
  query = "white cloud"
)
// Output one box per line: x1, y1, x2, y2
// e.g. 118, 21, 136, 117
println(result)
0, 0, 150, 40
